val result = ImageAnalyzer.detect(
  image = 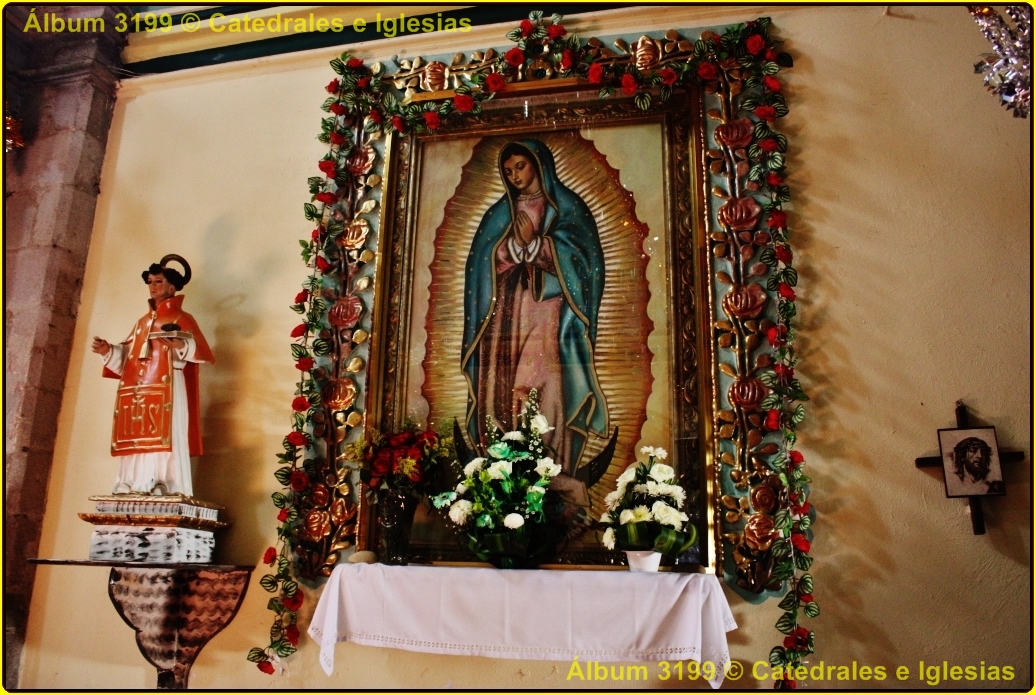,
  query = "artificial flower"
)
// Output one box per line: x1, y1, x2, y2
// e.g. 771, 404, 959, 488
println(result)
487, 442, 511, 459
318, 159, 337, 176
346, 57, 363, 68
368, 109, 382, 124
764, 409, 782, 431
286, 430, 307, 447
587, 62, 605, 84
422, 111, 440, 130
486, 459, 513, 480
315, 192, 337, 205
449, 499, 473, 525
767, 172, 784, 187
329, 102, 348, 116
503, 513, 525, 529
257, 661, 275, 675
618, 505, 652, 525
651, 500, 688, 529
784, 626, 810, 651
745, 34, 766, 56
463, 457, 486, 477
778, 282, 796, 300
263, 547, 277, 564
775, 245, 793, 264
294, 289, 309, 304
391, 115, 406, 133
790, 533, 811, 553
519, 18, 534, 37
453, 94, 475, 112
530, 414, 554, 435
284, 624, 300, 646
291, 396, 310, 412
547, 24, 567, 40
621, 73, 638, 96
485, 72, 507, 92
648, 463, 676, 483
766, 324, 788, 347
759, 138, 779, 152
697, 61, 719, 81
295, 357, 314, 371
282, 591, 304, 610
277, 507, 290, 522
325, 78, 340, 93
769, 210, 789, 228
659, 67, 678, 85
754, 104, 777, 122
763, 75, 781, 93
505, 47, 525, 67
356, 76, 371, 89
560, 49, 575, 71
289, 470, 309, 491
789, 450, 805, 467
290, 323, 307, 338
